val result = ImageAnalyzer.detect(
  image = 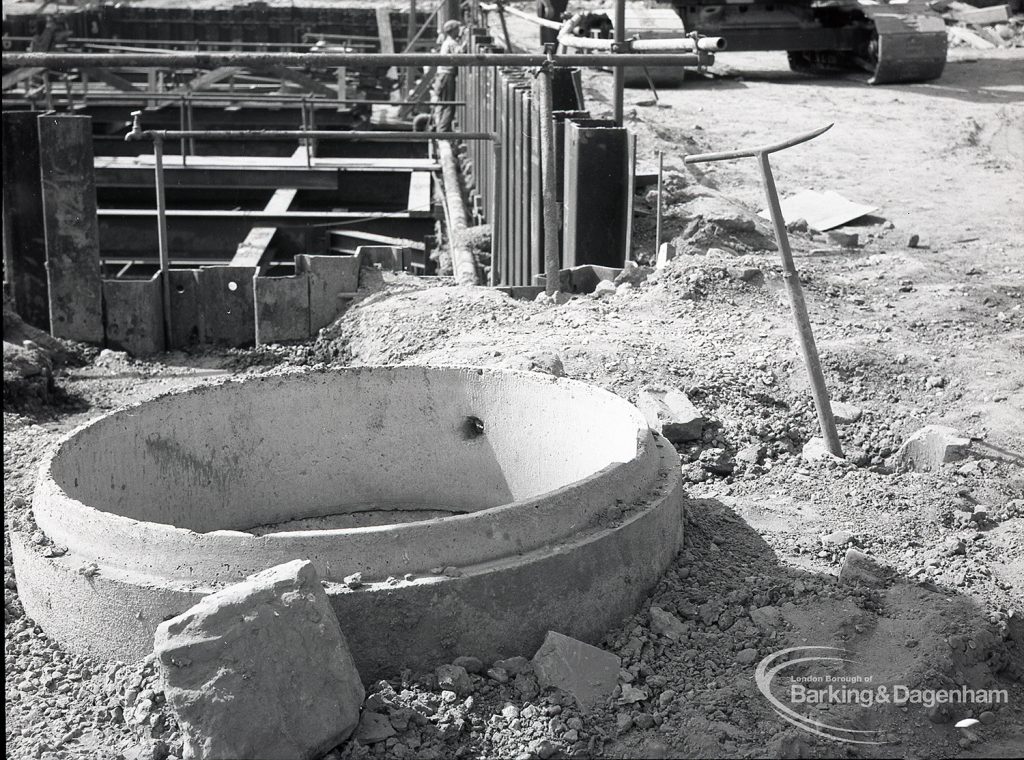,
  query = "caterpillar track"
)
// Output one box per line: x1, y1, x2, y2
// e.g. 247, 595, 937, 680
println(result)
667, 0, 947, 85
